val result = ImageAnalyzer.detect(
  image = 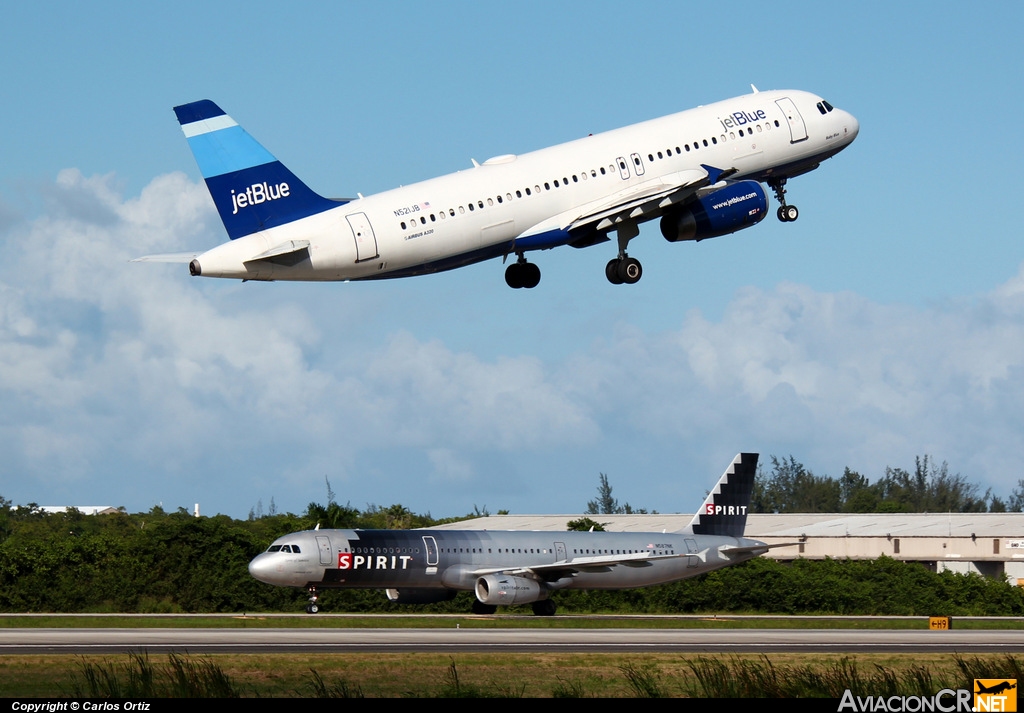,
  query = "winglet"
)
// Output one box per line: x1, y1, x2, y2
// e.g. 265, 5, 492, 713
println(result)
681, 453, 758, 537
174, 100, 342, 240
